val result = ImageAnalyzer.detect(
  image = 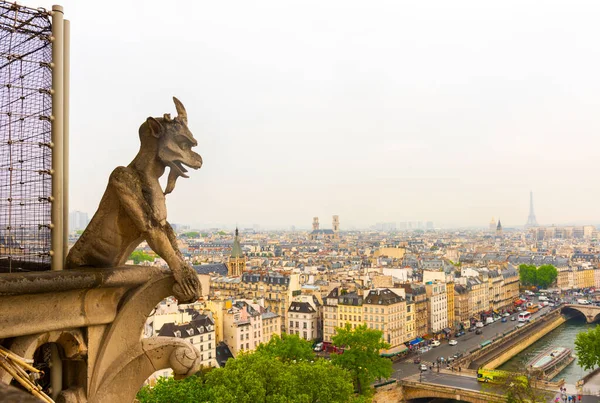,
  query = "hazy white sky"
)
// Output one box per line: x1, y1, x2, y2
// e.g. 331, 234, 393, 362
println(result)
29, 0, 600, 229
